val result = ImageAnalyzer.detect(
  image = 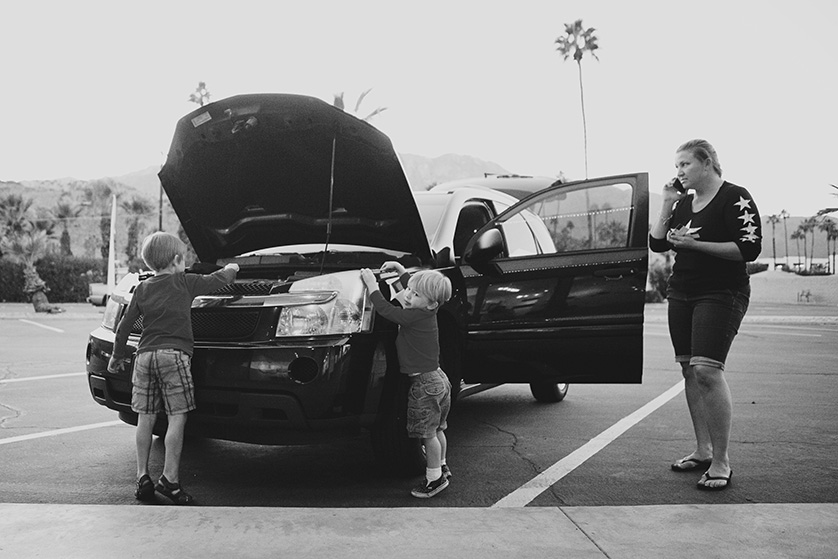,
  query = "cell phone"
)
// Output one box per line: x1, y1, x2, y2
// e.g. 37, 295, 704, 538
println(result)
672, 179, 685, 193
